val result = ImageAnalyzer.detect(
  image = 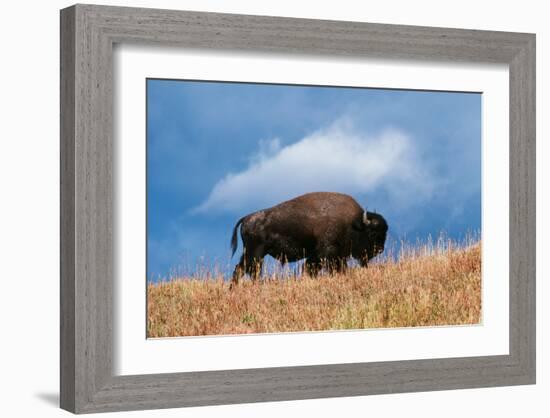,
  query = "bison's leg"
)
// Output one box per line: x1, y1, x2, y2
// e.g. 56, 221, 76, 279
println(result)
358, 255, 369, 268
304, 257, 322, 277
230, 254, 246, 290
245, 245, 265, 283
246, 258, 263, 282
327, 257, 347, 275
351, 251, 369, 268
230, 252, 264, 289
